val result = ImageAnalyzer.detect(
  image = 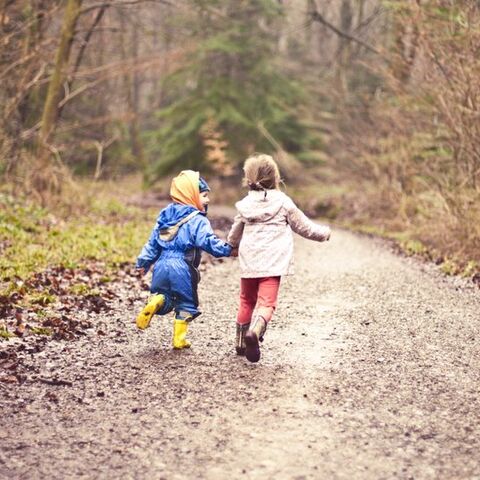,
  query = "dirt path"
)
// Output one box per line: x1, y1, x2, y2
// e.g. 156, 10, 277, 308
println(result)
1, 225, 479, 479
